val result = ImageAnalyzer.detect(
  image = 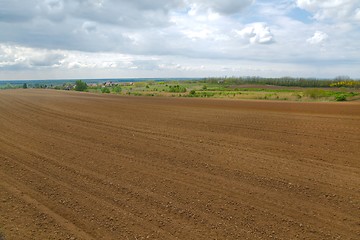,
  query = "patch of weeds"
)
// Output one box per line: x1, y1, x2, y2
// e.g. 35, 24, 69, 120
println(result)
168, 85, 187, 93
112, 86, 122, 93
304, 89, 328, 99
189, 90, 196, 95
101, 87, 110, 93
334, 91, 358, 101
132, 92, 142, 96
335, 94, 347, 101
191, 91, 215, 98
